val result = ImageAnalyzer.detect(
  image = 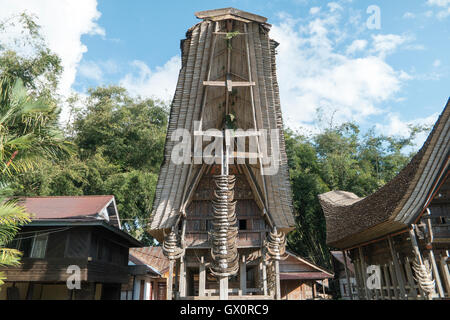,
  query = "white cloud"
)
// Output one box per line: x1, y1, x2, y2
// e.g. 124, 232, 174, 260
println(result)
309, 7, 321, 15
77, 59, 120, 82
120, 56, 181, 102
375, 112, 439, 147
0, 0, 104, 98
427, 0, 450, 6
346, 39, 368, 54
426, 0, 450, 19
271, 12, 410, 131
327, 2, 343, 12
78, 61, 103, 81
371, 34, 410, 58
433, 59, 442, 67
403, 12, 416, 19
